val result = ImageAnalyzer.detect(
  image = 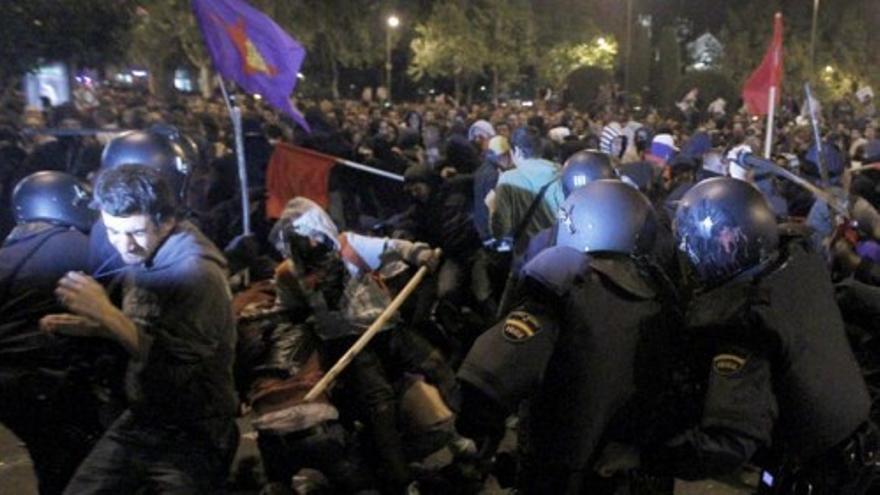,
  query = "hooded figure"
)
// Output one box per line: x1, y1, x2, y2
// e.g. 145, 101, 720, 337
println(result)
270, 197, 439, 334
269, 197, 460, 492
